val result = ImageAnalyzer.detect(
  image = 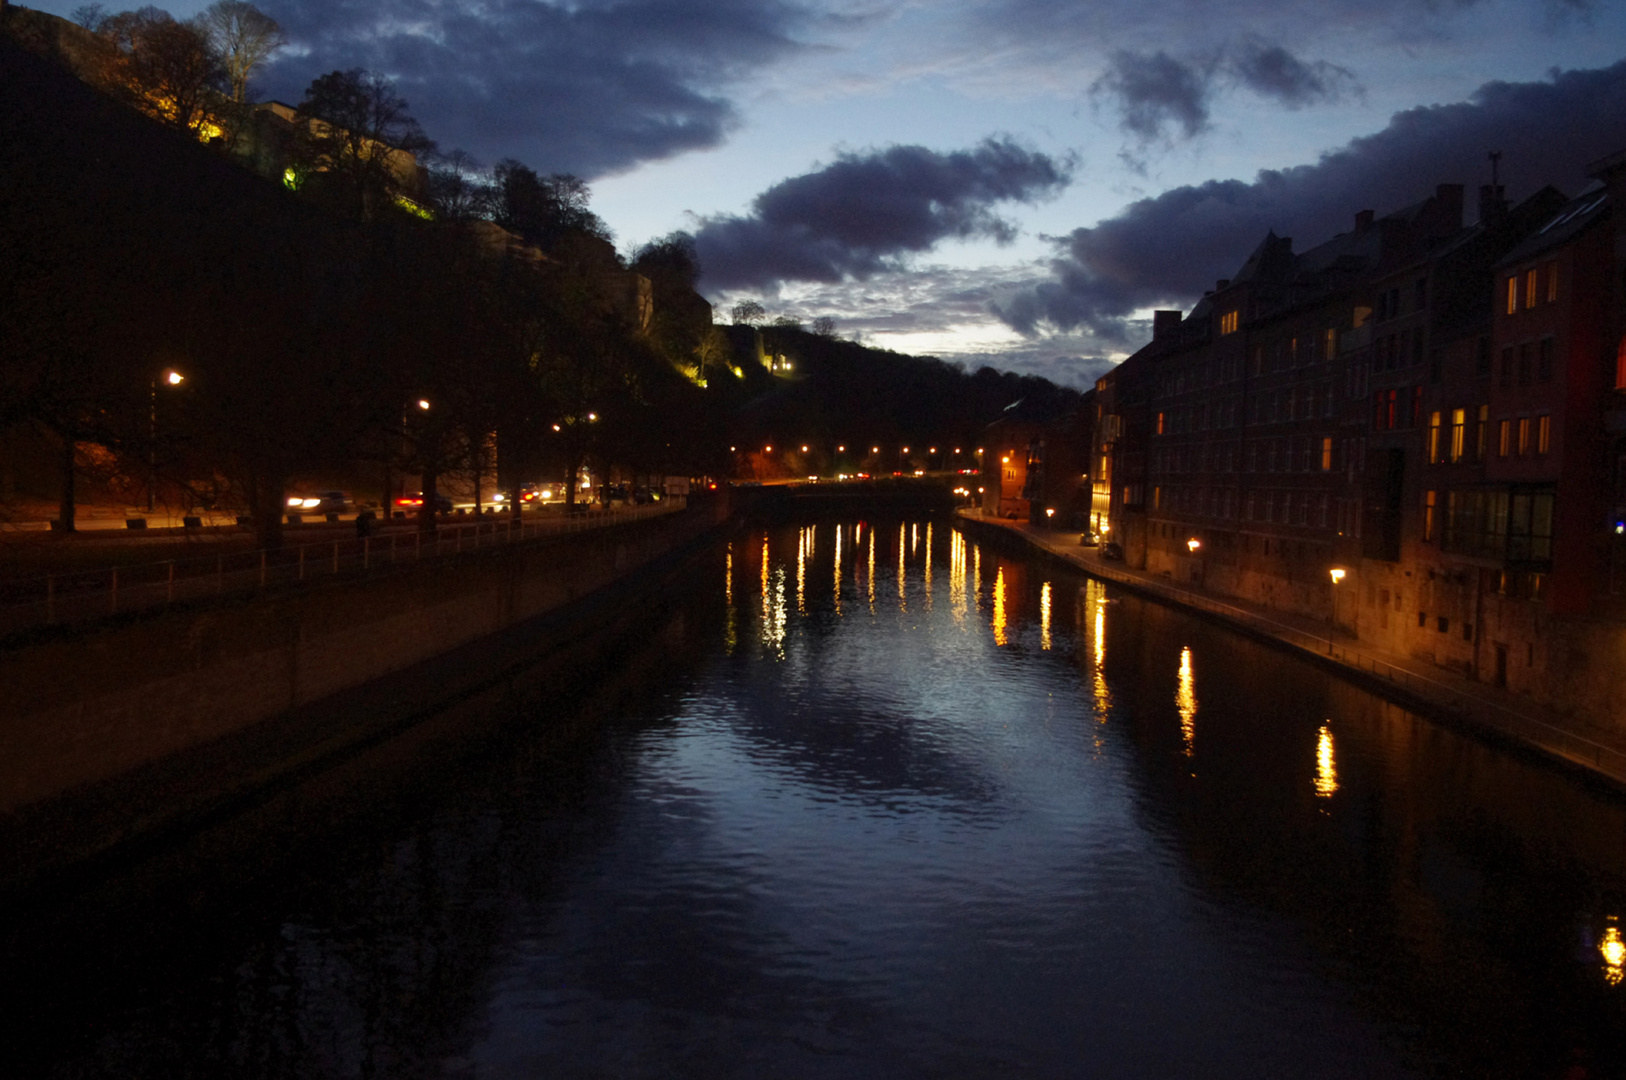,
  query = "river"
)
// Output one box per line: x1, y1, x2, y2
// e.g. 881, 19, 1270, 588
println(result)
9, 514, 1626, 1078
